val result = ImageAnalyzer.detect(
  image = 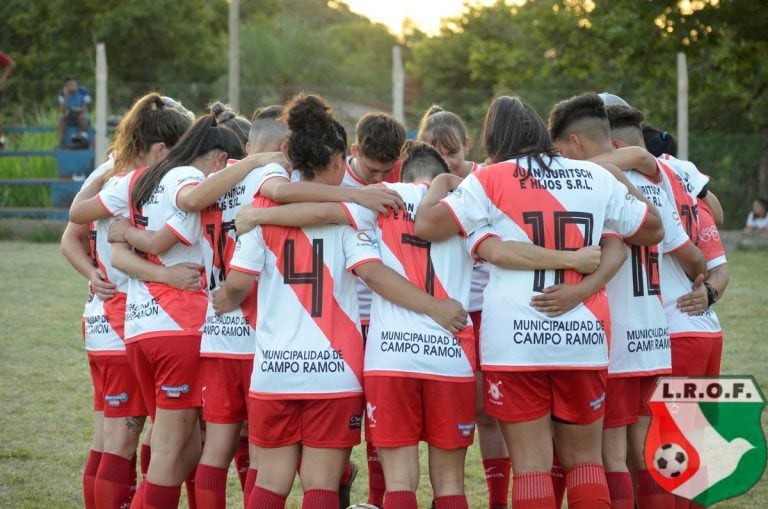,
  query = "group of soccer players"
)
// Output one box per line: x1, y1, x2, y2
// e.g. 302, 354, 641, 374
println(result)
60, 88, 728, 509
